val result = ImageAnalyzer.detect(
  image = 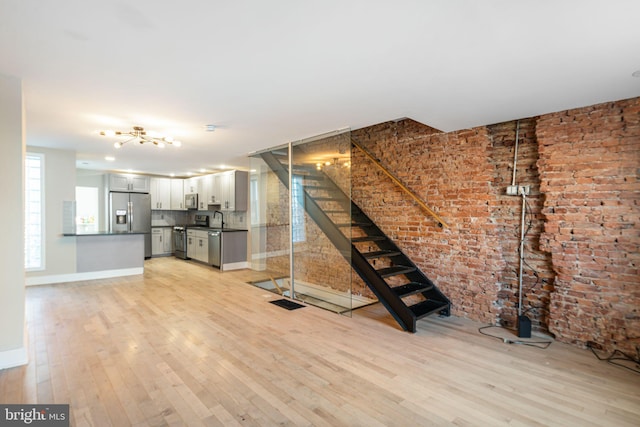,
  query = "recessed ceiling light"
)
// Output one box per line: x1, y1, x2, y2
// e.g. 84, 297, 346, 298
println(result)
105, 156, 115, 161
205, 124, 216, 132
199, 168, 206, 173
170, 173, 175, 177
632, 70, 640, 78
